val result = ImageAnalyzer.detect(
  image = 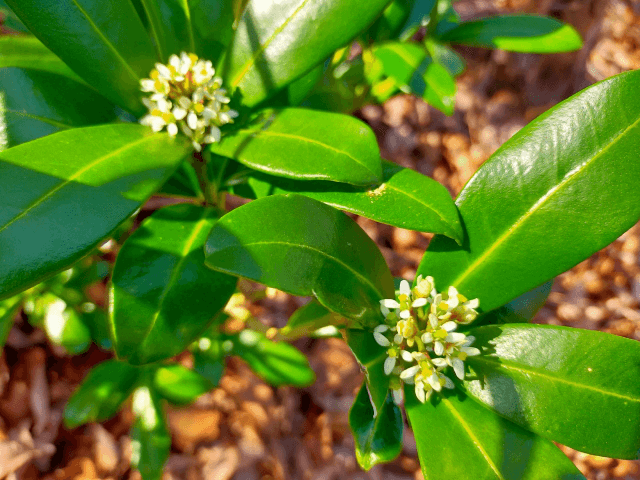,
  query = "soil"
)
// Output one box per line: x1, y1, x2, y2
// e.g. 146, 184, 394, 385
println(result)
1, 1, 639, 479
